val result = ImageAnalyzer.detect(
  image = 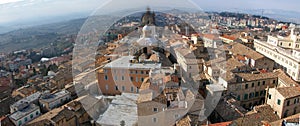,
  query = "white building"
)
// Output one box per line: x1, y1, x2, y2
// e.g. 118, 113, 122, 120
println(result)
254, 39, 300, 82
39, 90, 71, 111
9, 103, 41, 126
267, 25, 300, 49
10, 92, 41, 113
202, 34, 222, 48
